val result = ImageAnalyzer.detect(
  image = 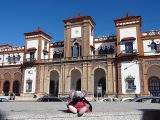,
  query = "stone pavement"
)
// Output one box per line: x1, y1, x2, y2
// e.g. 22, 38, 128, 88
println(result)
0, 102, 160, 120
